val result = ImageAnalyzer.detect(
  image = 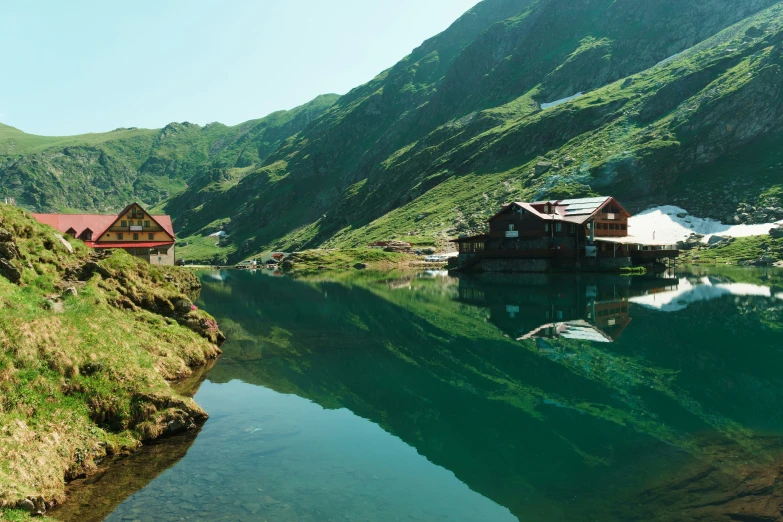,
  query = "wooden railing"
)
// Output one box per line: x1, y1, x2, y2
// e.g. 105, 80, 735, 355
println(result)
594, 228, 628, 237
630, 249, 679, 259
